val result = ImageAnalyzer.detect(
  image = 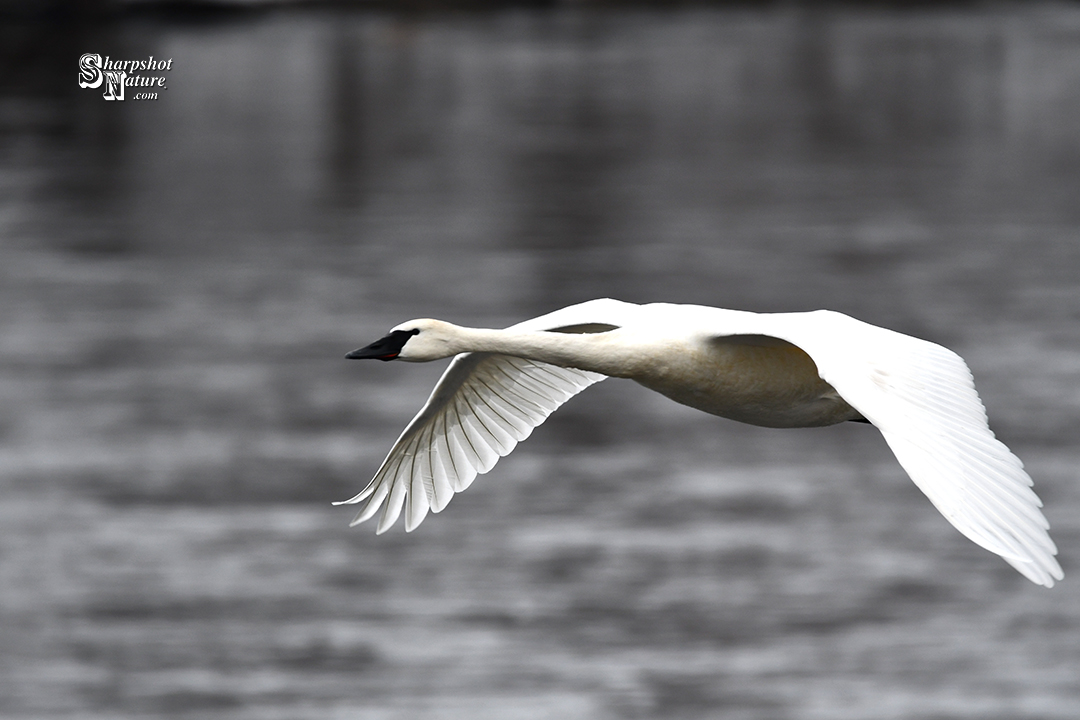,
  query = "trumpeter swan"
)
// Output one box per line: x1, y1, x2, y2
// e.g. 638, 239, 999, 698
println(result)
340, 299, 1062, 587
